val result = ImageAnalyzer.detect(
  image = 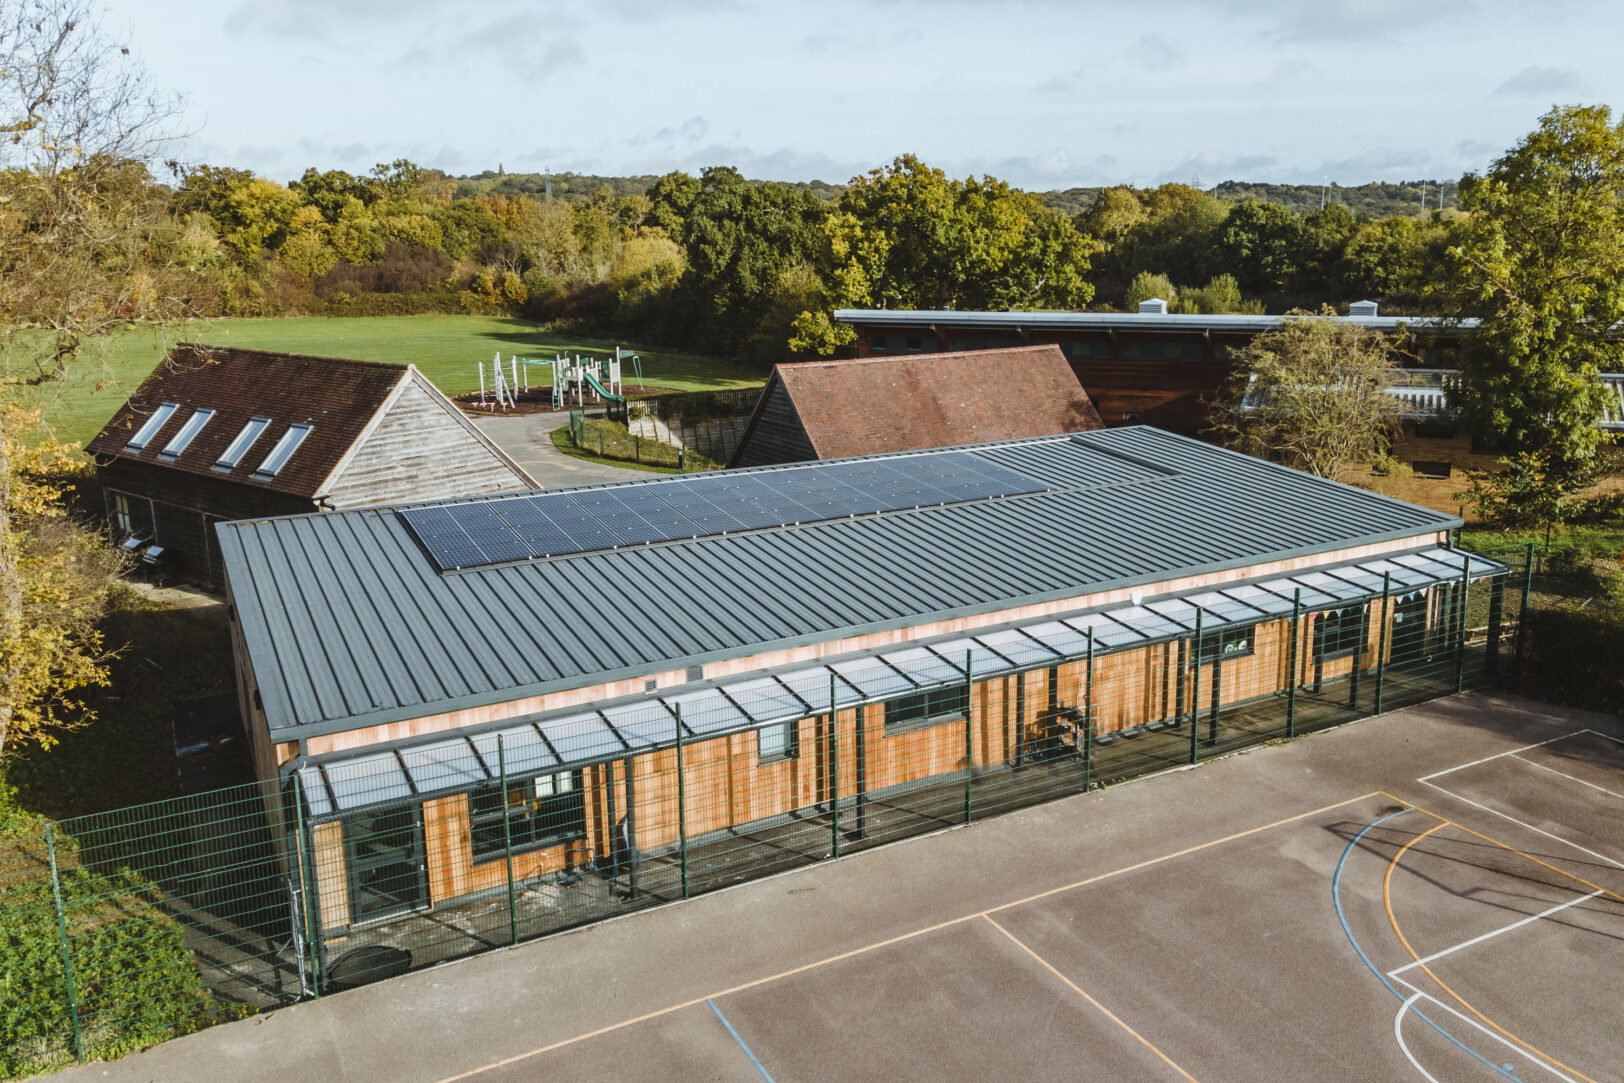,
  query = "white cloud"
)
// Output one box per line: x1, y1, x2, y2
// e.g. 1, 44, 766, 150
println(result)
1492, 65, 1587, 97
